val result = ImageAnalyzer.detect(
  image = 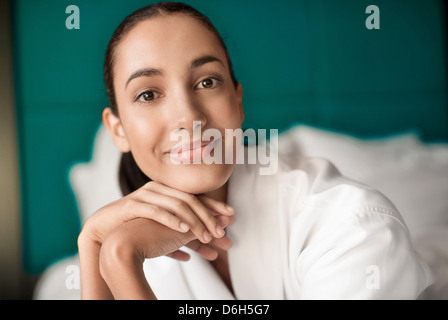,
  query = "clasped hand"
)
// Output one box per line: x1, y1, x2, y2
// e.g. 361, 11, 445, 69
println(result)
77, 181, 234, 299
